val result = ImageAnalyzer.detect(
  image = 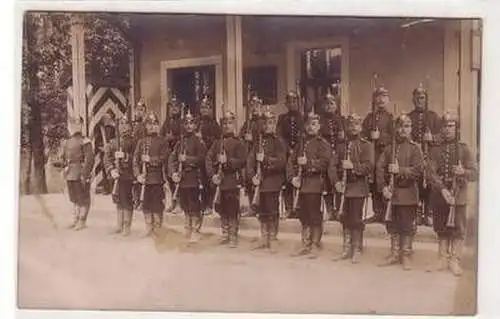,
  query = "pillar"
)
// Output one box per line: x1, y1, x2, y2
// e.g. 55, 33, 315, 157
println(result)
225, 15, 244, 130
70, 14, 87, 135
